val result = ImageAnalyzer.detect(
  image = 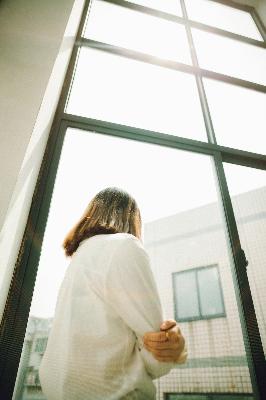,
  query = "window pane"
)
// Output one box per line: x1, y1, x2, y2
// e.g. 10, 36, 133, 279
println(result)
185, 0, 262, 40
192, 28, 266, 85
124, 0, 182, 16
14, 131, 254, 398
173, 271, 200, 319
84, 0, 191, 64
66, 48, 207, 140
223, 163, 266, 356
198, 267, 224, 317
203, 78, 266, 155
